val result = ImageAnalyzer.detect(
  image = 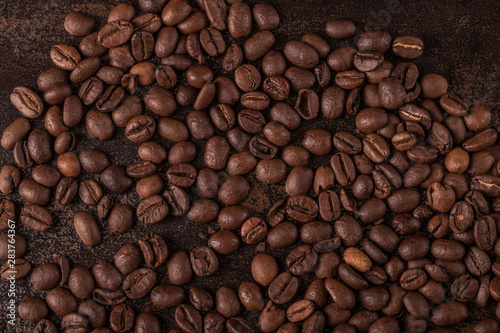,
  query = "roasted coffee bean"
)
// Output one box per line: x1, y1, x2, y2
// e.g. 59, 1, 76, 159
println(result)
186, 33, 205, 64
268, 272, 299, 304
189, 286, 213, 312
187, 199, 219, 223
30, 263, 61, 291
0, 165, 21, 194
267, 221, 298, 249
400, 268, 427, 290
427, 182, 456, 212
241, 91, 271, 110
125, 115, 156, 143
1, 257, 31, 280
113, 243, 142, 276
243, 31, 275, 62
241, 217, 268, 244
42, 81, 71, 104
44, 105, 68, 137
97, 195, 113, 220
20, 204, 52, 232
473, 216, 497, 251
208, 230, 240, 255
109, 304, 135, 333
13, 141, 33, 168
286, 245, 318, 275
19, 296, 48, 324
137, 195, 169, 224
190, 246, 218, 277
108, 204, 134, 234
431, 301, 468, 327
139, 233, 168, 268
101, 165, 133, 194
73, 211, 100, 247
50, 43, 81, 70
1, 117, 31, 150
392, 35, 424, 59
284, 41, 319, 69
228, 2, 251, 38
45, 287, 78, 317
325, 19, 355, 38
